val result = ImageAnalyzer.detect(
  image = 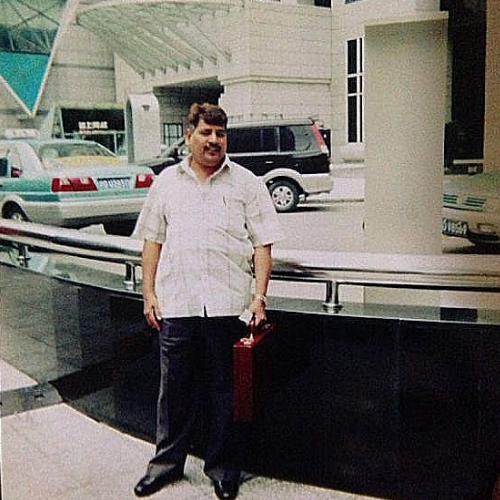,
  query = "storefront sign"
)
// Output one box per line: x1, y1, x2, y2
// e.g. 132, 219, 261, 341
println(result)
61, 108, 124, 134
78, 121, 109, 131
